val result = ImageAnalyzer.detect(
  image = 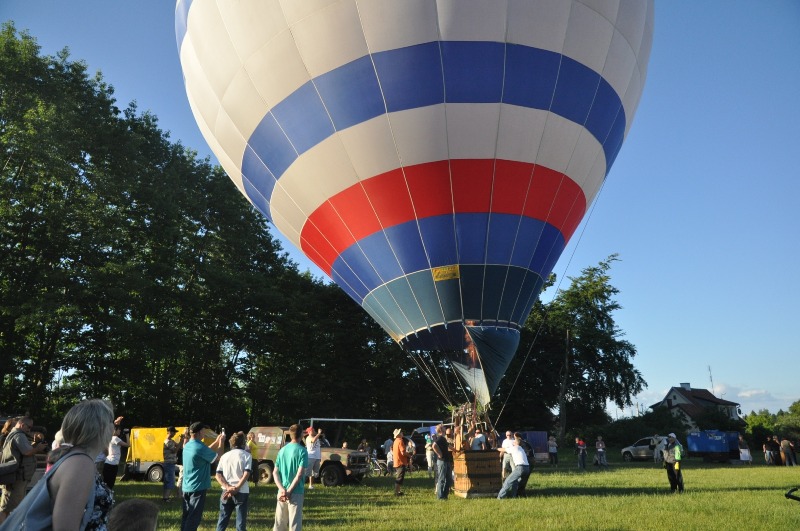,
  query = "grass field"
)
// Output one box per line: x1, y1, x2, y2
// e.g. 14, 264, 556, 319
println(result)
114, 455, 800, 530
